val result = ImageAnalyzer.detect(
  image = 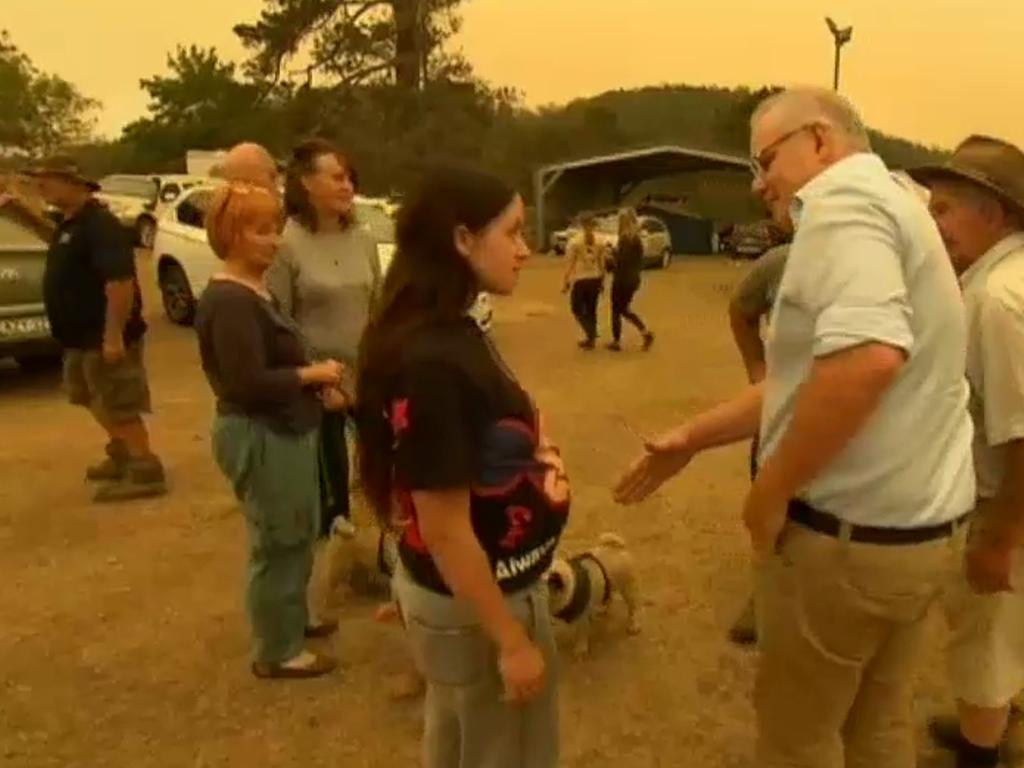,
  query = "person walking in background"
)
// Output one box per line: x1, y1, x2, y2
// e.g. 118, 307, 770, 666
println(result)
607, 208, 655, 351
195, 181, 346, 679
724, 210, 792, 646
563, 212, 607, 349
615, 87, 976, 768
32, 157, 167, 503
267, 138, 383, 627
357, 166, 568, 768
911, 136, 1024, 768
